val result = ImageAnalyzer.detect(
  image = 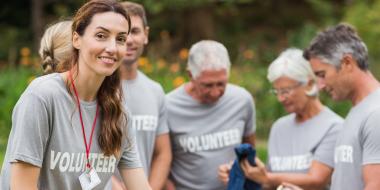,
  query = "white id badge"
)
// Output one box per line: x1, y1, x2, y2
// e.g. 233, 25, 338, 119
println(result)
79, 168, 101, 190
